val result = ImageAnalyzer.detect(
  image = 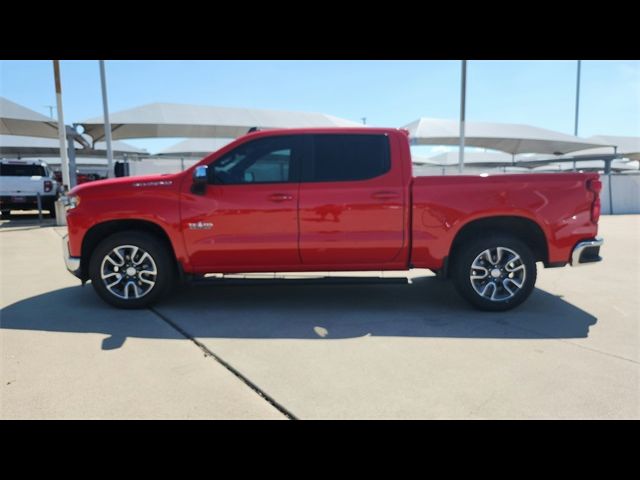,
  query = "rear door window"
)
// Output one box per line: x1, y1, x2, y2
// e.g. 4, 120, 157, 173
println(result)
303, 134, 390, 183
